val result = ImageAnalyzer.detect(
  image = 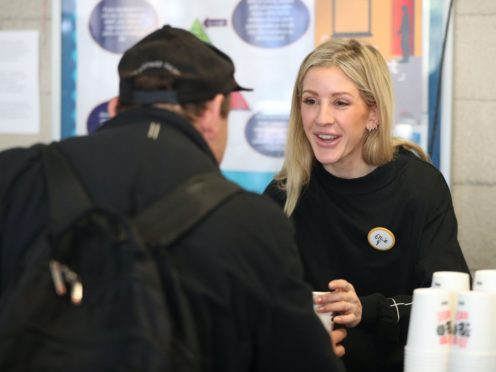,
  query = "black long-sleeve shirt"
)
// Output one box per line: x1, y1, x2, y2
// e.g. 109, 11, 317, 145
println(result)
264, 148, 470, 372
